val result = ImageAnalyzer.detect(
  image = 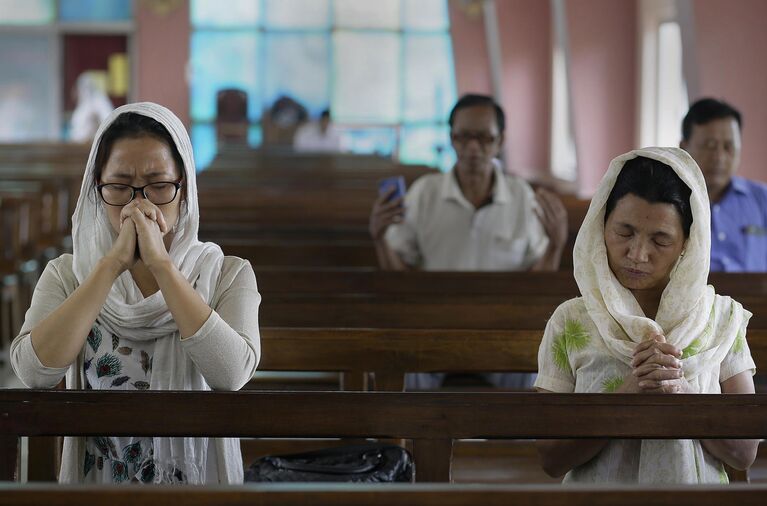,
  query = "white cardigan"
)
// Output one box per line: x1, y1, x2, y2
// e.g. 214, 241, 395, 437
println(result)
10, 254, 261, 484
